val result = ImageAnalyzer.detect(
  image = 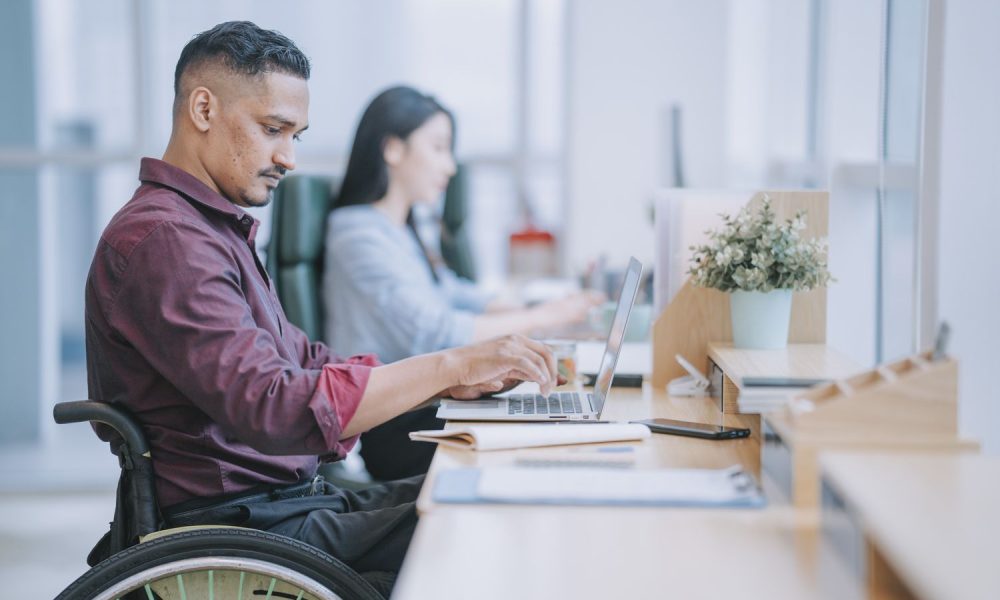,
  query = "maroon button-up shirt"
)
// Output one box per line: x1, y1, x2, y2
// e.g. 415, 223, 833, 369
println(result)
86, 158, 377, 508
